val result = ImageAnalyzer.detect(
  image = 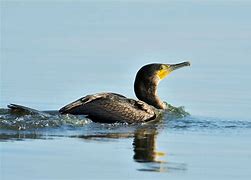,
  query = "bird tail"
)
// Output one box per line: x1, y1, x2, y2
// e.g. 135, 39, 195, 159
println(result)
7, 104, 51, 117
